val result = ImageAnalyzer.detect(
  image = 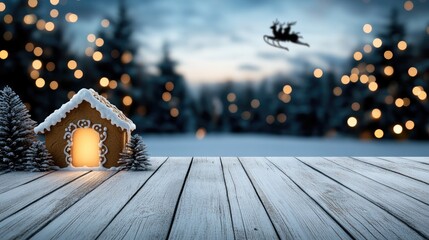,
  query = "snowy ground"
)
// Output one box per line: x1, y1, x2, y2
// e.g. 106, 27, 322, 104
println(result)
143, 134, 429, 156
